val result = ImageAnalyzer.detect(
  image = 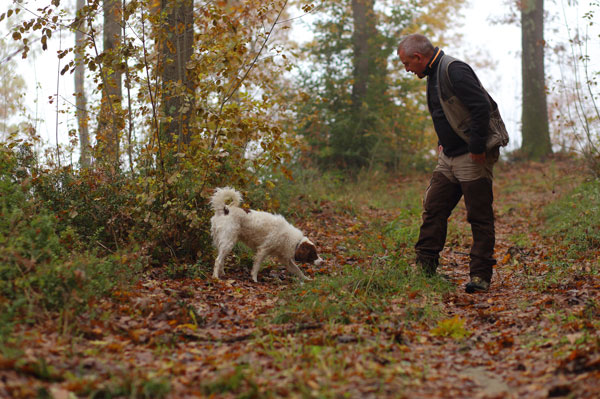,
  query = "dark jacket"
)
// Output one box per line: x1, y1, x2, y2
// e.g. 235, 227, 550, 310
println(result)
424, 49, 491, 156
